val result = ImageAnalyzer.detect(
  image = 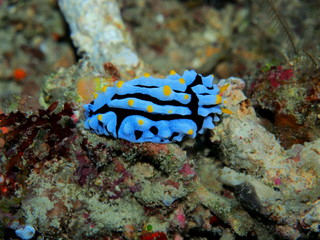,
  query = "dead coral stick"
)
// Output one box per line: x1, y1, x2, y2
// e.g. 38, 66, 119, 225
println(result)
58, 0, 141, 73
192, 185, 254, 236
